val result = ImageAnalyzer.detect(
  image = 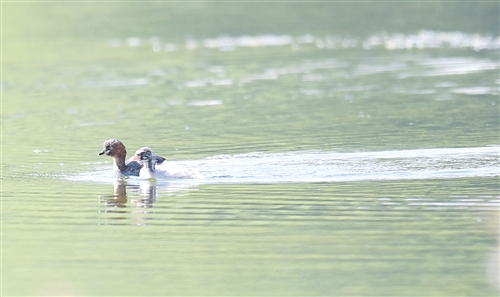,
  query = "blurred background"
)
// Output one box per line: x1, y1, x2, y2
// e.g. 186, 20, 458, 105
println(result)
3, 2, 499, 296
